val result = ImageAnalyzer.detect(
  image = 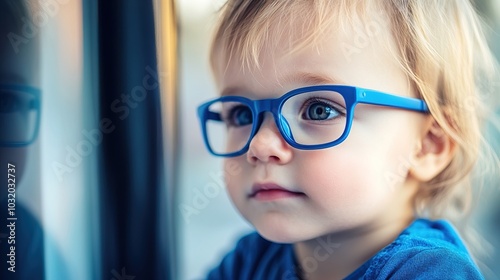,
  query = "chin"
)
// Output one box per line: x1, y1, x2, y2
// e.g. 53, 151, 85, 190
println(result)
257, 229, 299, 244
252, 218, 313, 244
